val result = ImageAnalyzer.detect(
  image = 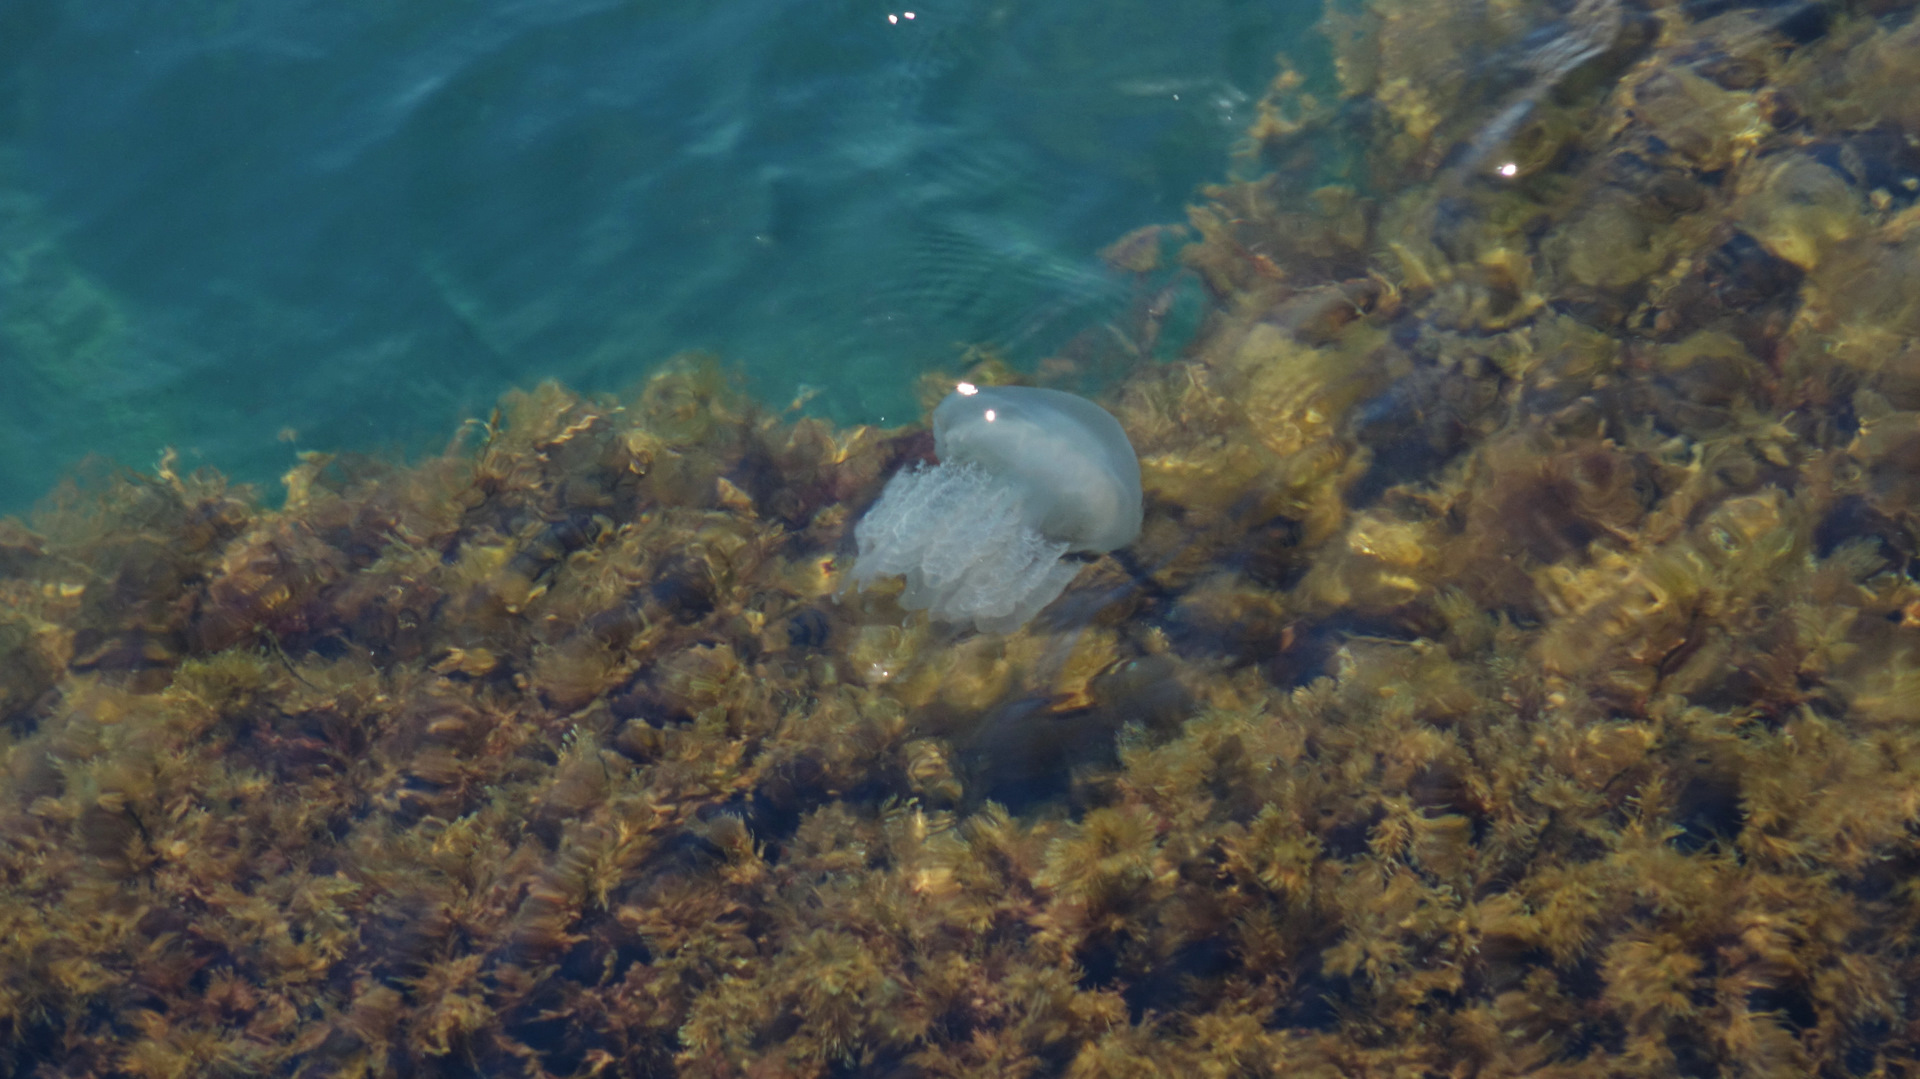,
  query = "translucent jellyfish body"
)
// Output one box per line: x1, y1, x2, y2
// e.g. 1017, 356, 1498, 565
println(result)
847, 383, 1142, 633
